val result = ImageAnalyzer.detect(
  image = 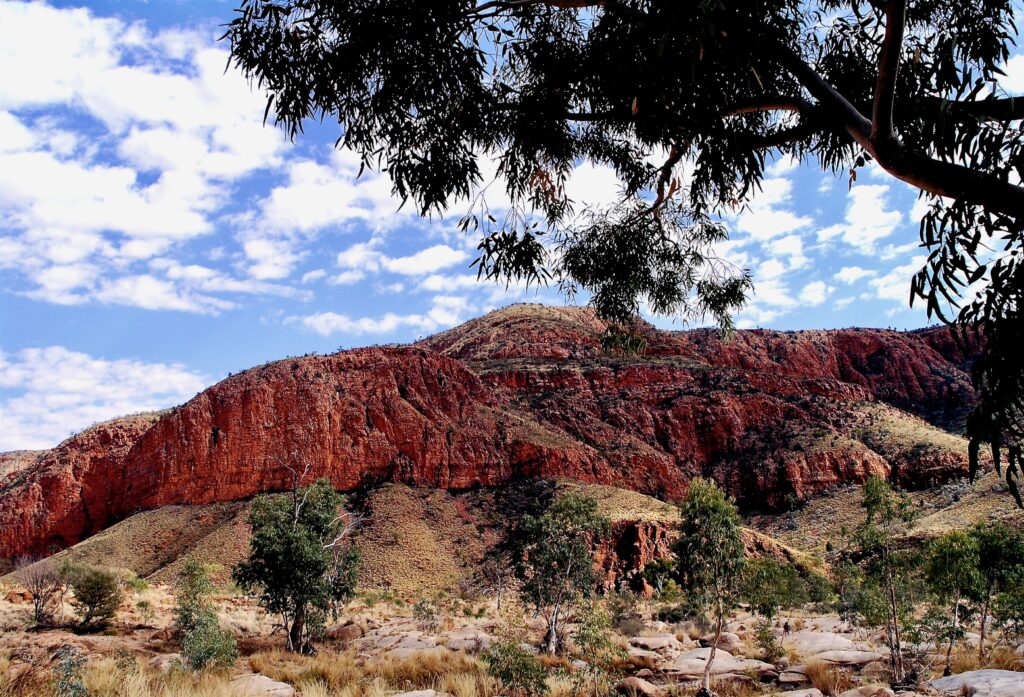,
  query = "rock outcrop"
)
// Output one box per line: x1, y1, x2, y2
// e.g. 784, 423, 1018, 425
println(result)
0, 304, 977, 560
